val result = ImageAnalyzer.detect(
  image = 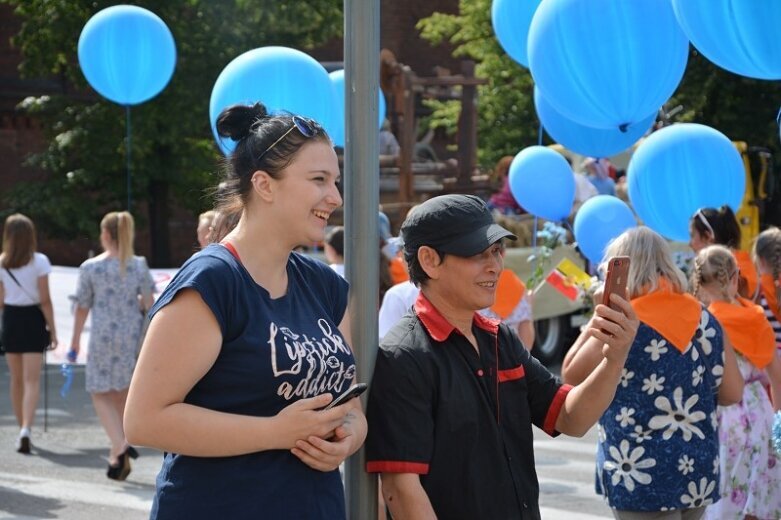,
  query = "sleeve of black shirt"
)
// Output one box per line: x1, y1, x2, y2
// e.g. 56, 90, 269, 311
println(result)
365, 343, 434, 474
505, 324, 573, 437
